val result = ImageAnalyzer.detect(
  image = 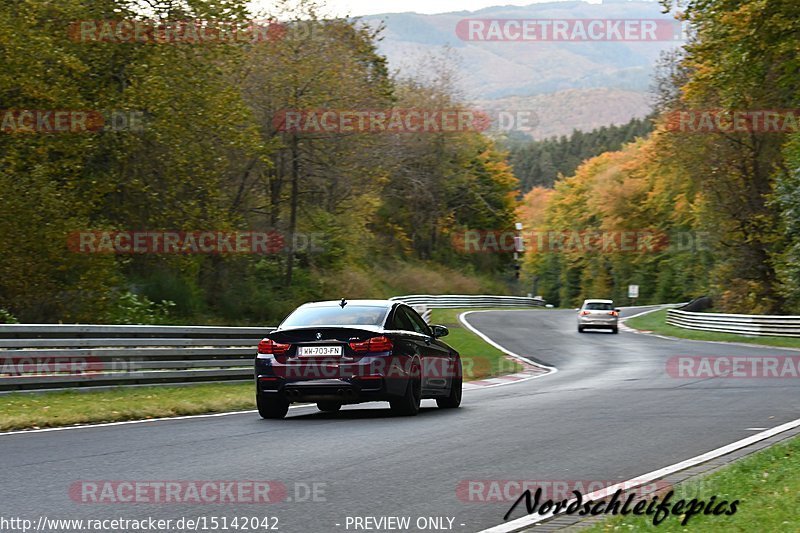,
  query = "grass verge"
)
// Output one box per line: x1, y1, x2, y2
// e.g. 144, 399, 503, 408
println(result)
626, 309, 800, 349
1, 308, 522, 432
585, 434, 800, 532
0, 383, 254, 432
